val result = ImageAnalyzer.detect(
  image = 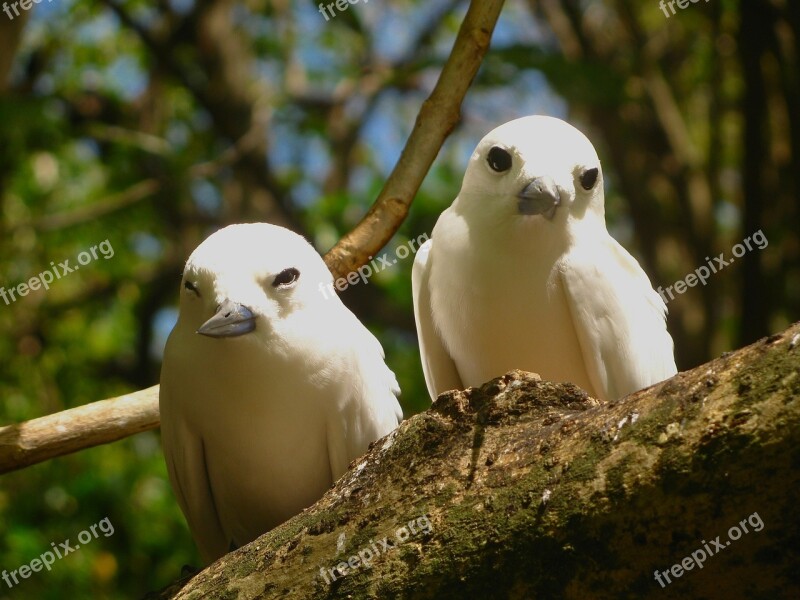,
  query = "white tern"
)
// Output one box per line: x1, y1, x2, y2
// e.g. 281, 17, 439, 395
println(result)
412, 115, 677, 403
160, 223, 402, 562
